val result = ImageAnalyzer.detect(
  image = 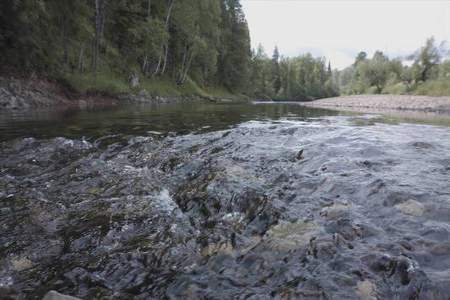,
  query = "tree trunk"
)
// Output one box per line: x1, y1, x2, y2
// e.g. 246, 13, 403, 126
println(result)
78, 45, 85, 73
178, 46, 188, 84
142, 55, 148, 74
183, 50, 195, 84
93, 0, 100, 71
93, 0, 107, 72
178, 45, 194, 85
165, 0, 175, 29
147, 0, 152, 18
154, 0, 175, 76
161, 44, 169, 75
153, 55, 162, 76
287, 62, 291, 98
181, 54, 193, 85
62, 17, 68, 68
130, 72, 140, 88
